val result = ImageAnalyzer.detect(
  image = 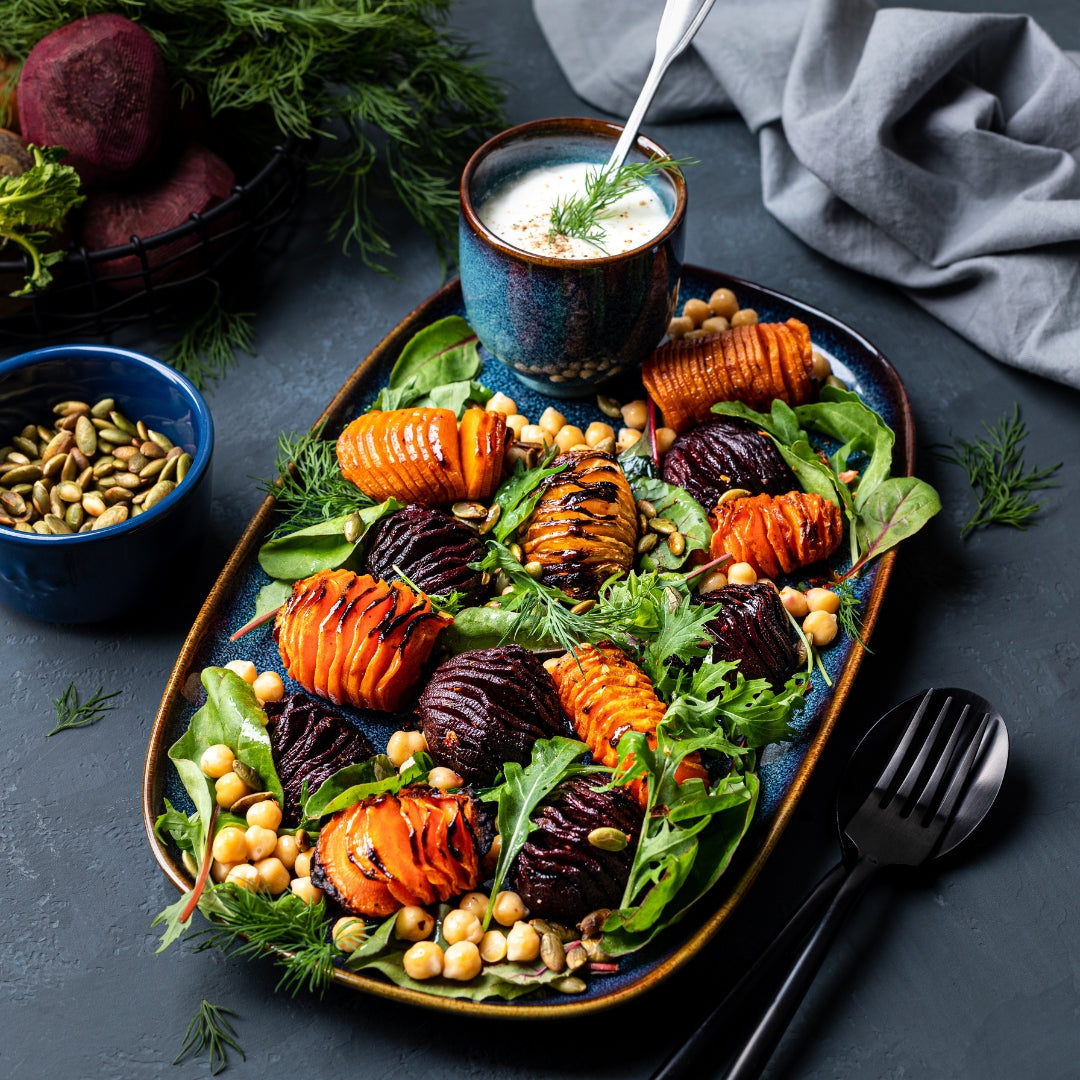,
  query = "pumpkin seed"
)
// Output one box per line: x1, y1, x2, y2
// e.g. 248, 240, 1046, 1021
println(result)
714, 487, 752, 507
82, 492, 107, 517
667, 531, 686, 557
552, 976, 586, 995
159, 455, 178, 482
53, 400, 90, 416
478, 502, 502, 535
112, 445, 137, 461
648, 517, 677, 535
523, 559, 543, 579
566, 945, 588, 971
580, 937, 613, 963
2, 463, 42, 486
56, 481, 82, 503
140, 440, 165, 460
92, 504, 129, 530
232, 759, 261, 789
1, 490, 27, 517
594, 435, 617, 454
74, 415, 97, 456
636, 532, 658, 554
540, 932, 566, 973
596, 394, 623, 419
112, 471, 142, 490
136, 420, 149, 442
108, 411, 137, 436
92, 457, 117, 479
42, 431, 74, 462
77, 466, 94, 490
36, 424, 53, 444
451, 500, 487, 520
31, 520, 49, 534
97, 427, 134, 445
32, 481, 51, 516
570, 599, 596, 616
102, 487, 133, 506
90, 397, 115, 418
44, 514, 72, 535
343, 511, 363, 544
176, 453, 192, 482
587, 826, 628, 851
148, 429, 174, 452
531, 919, 575, 943
143, 480, 176, 509
65, 503, 84, 529
41, 454, 65, 480
636, 498, 657, 519
127, 451, 148, 475
577, 909, 611, 939
12, 435, 39, 457
509, 542, 523, 563
4, 450, 30, 465
228, 791, 276, 814
60, 453, 78, 482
